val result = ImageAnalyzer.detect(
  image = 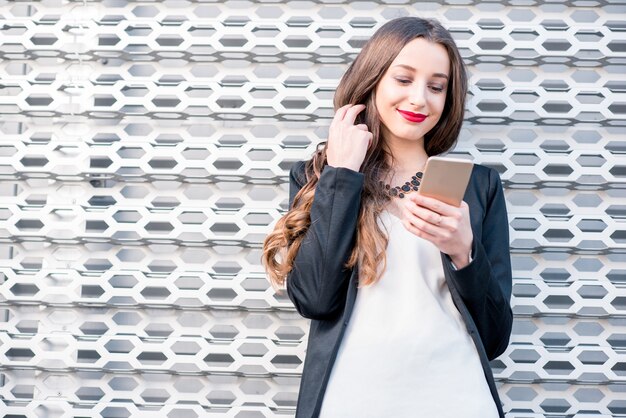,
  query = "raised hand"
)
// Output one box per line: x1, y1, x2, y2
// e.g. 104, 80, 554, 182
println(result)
326, 104, 373, 172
